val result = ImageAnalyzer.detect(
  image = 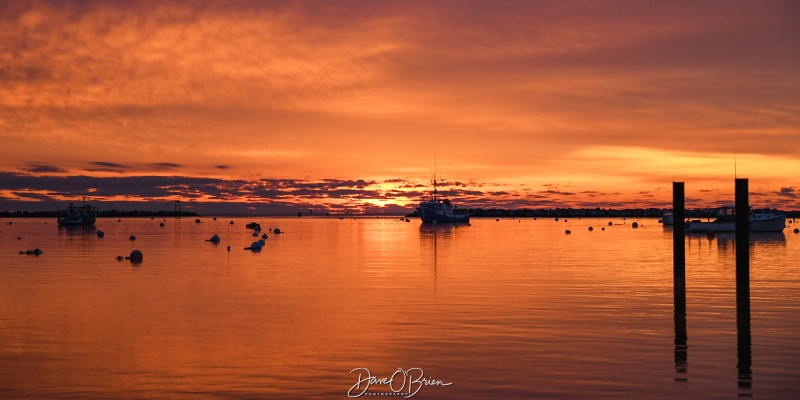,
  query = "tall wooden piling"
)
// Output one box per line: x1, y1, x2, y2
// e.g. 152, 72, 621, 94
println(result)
673, 182, 685, 284
735, 178, 750, 298
735, 178, 752, 392
672, 182, 687, 379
